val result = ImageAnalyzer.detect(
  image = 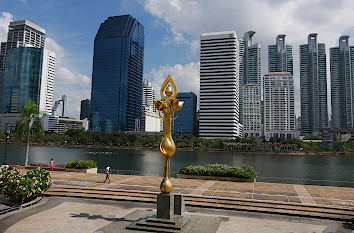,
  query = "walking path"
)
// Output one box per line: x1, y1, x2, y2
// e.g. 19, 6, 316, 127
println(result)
1, 172, 354, 232
49, 171, 354, 210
